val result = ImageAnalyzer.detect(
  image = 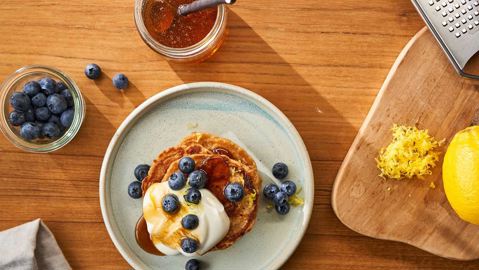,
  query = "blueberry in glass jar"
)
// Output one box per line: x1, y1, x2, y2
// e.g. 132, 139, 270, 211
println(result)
10, 92, 31, 112
23, 81, 41, 97
9, 111, 26, 126
46, 94, 68, 114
